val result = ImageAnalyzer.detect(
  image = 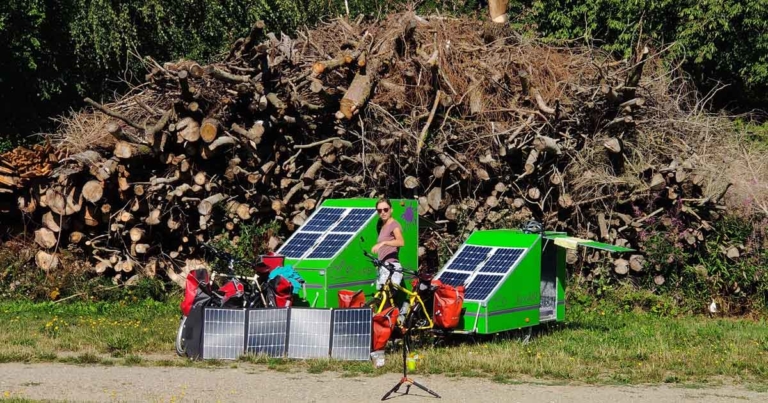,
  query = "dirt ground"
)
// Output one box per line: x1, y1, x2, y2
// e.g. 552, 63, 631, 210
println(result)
0, 363, 765, 402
